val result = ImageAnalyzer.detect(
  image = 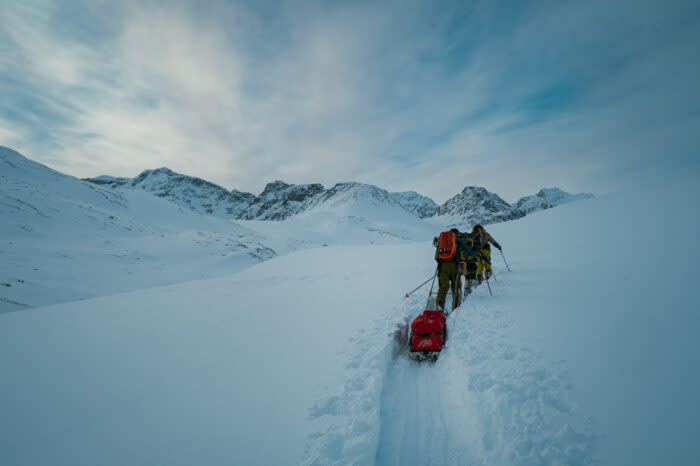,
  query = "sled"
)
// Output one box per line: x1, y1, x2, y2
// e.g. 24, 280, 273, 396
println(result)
408, 309, 447, 361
